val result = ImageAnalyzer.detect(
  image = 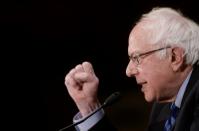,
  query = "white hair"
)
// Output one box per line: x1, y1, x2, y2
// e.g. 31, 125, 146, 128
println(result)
137, 7, 199, 65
